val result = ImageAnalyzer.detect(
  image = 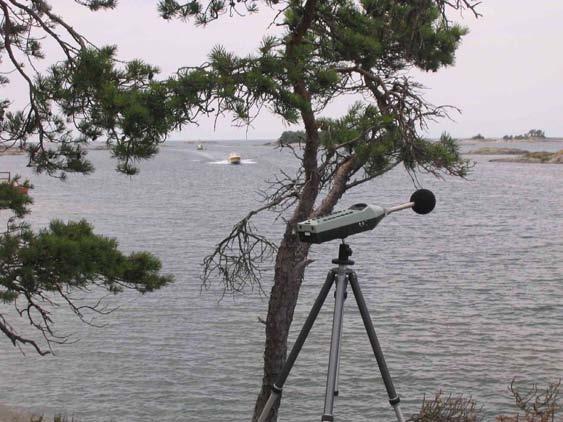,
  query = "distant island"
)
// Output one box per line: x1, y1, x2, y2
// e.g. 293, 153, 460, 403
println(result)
263, 130, 305, 146
276, 129, 561, 148
466, 146, 563, 164
463, 128, 563, 163
464, 129, 554, 143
